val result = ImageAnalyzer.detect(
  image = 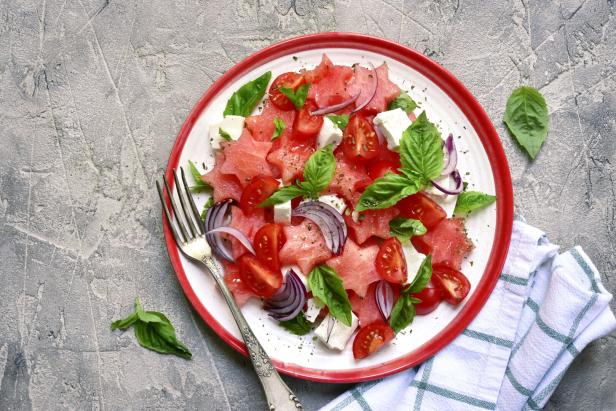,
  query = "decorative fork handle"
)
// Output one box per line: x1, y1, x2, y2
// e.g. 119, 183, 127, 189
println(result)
202, 257, 303, 411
